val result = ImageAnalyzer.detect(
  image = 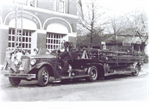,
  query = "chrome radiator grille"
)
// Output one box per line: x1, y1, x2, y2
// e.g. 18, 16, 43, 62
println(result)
21, 56, 30, 73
